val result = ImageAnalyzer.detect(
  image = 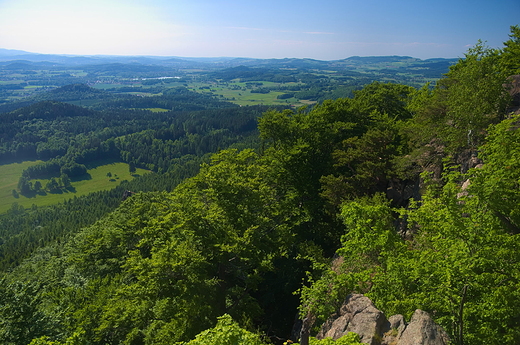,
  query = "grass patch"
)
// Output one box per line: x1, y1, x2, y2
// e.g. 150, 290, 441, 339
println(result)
0, 160, 43, 212
146, 108, 170, 112
0, 159, 150, 214
187, 80, 308, 107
